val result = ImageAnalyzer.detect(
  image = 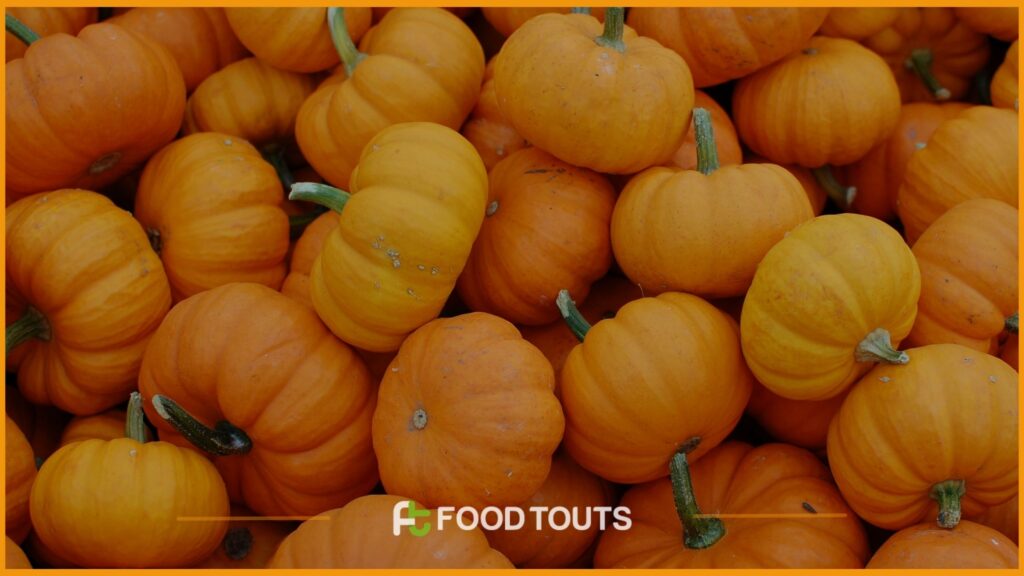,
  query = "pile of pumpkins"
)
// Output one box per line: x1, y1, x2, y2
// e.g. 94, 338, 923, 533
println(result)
4, 5, 1020, 569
